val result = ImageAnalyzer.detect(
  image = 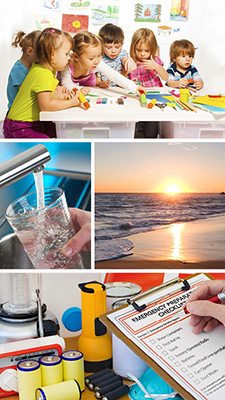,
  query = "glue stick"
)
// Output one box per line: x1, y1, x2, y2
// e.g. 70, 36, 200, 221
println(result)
139, 90, 147, 108
39, 355, 63, 386
147, 99, 157, 109
36, 379, 81, 400
62, 351, 85, 391
17, 360, 42, 400
72, 88, 90, 109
